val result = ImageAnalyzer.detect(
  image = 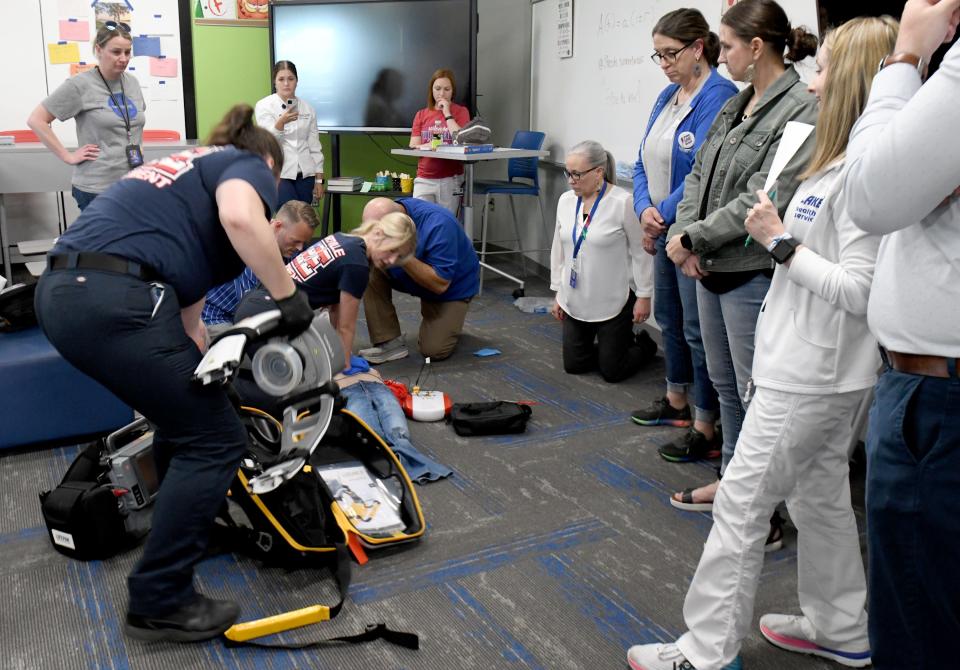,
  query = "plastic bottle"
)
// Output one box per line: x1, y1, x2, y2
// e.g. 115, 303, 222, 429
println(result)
513, 296, 555, 314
